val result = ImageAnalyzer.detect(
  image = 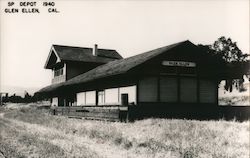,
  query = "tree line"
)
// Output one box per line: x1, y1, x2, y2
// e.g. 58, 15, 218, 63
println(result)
2, 91, 41, 103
